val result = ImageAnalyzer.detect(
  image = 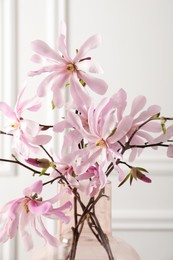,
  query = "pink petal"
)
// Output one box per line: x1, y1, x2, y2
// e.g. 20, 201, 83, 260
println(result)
15, 86, 27, 115
73, 34, 101, 62
37, 216, 59, 247
167, 145, 173, 157
30, 134, 52, 145
54, 201, 72, 213
89, 97, 111, 136
130, 95, 146, 117
0, 102, 17, 120
31, 40, 64, 62
28, 65, 60, 77
153, 125, 173, 143
112, 89, 127, 121
53, 88, 64, 108
46, 208, 71, 224
134, 105, 161, 123
108, 116, 133, 143
141, 121, 162, 132
20, 120, 40, 137
37, 72, 58, 97
28, 201, 52, 215
136, 130, 154, 143
7, 201, 20, 238
51, 73, 68, 92
53, 120, 72, 132
51, 74, 69, 107
46, 188, 71, 205
129, 148, 138, 162
70, 74, 91, 107
78, 71, 108, 95
77, 60, 104, 74
56, 34, 71, 62
23, 180, 43, 196
75, 148, 102, 174
30, 54, 43, 63
20, 210, 33, 251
